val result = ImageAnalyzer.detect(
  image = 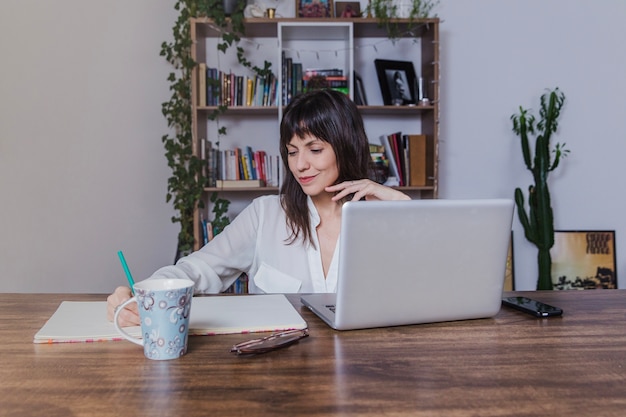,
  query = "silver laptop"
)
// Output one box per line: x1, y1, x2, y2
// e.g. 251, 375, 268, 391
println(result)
301, 198, 514, 330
